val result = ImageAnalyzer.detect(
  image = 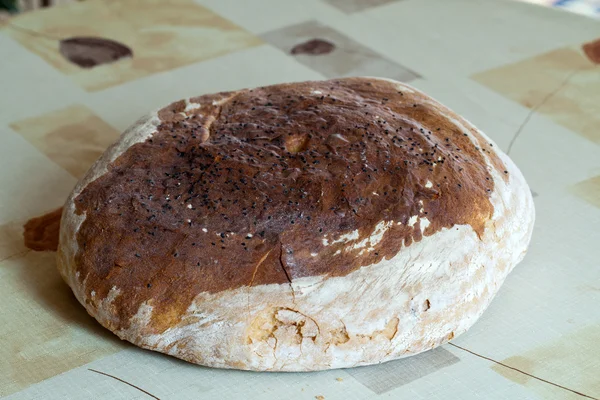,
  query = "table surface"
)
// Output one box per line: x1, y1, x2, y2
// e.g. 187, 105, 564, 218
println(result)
524, 0, 600, 17
1, 0, 599, 399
